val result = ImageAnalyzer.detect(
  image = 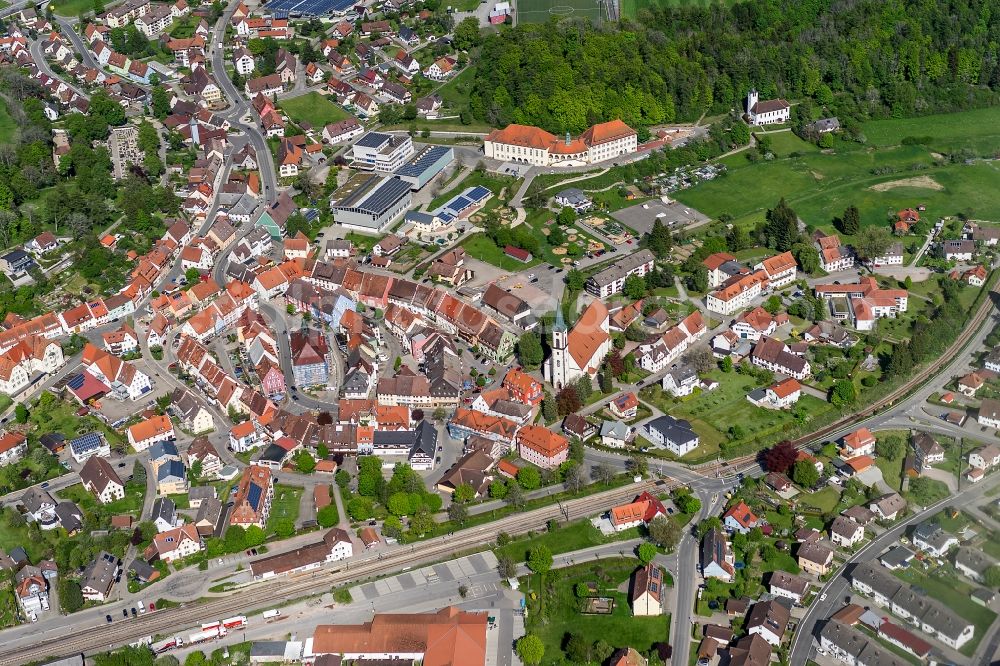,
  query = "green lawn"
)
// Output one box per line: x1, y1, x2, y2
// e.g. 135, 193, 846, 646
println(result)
30, 397, 124, 448
266, 484, 302, 533
641, 370, 833, 460
496, 519, 638, 563
280, 92, 353, 129
863, 106, 1000, 153
435, 64, 477, 110
796, 486, 842, 513
874, 454, 904, 493
59, 477, 145, 522
428, 171, 519, 211
672, 108, 1000, 232
49, 0, 93, 14
0, 99, 15, 145
0, 586, 18, 628
522, 558, 670, 665
460, 233, 543, 270
892, 567, 996, 656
